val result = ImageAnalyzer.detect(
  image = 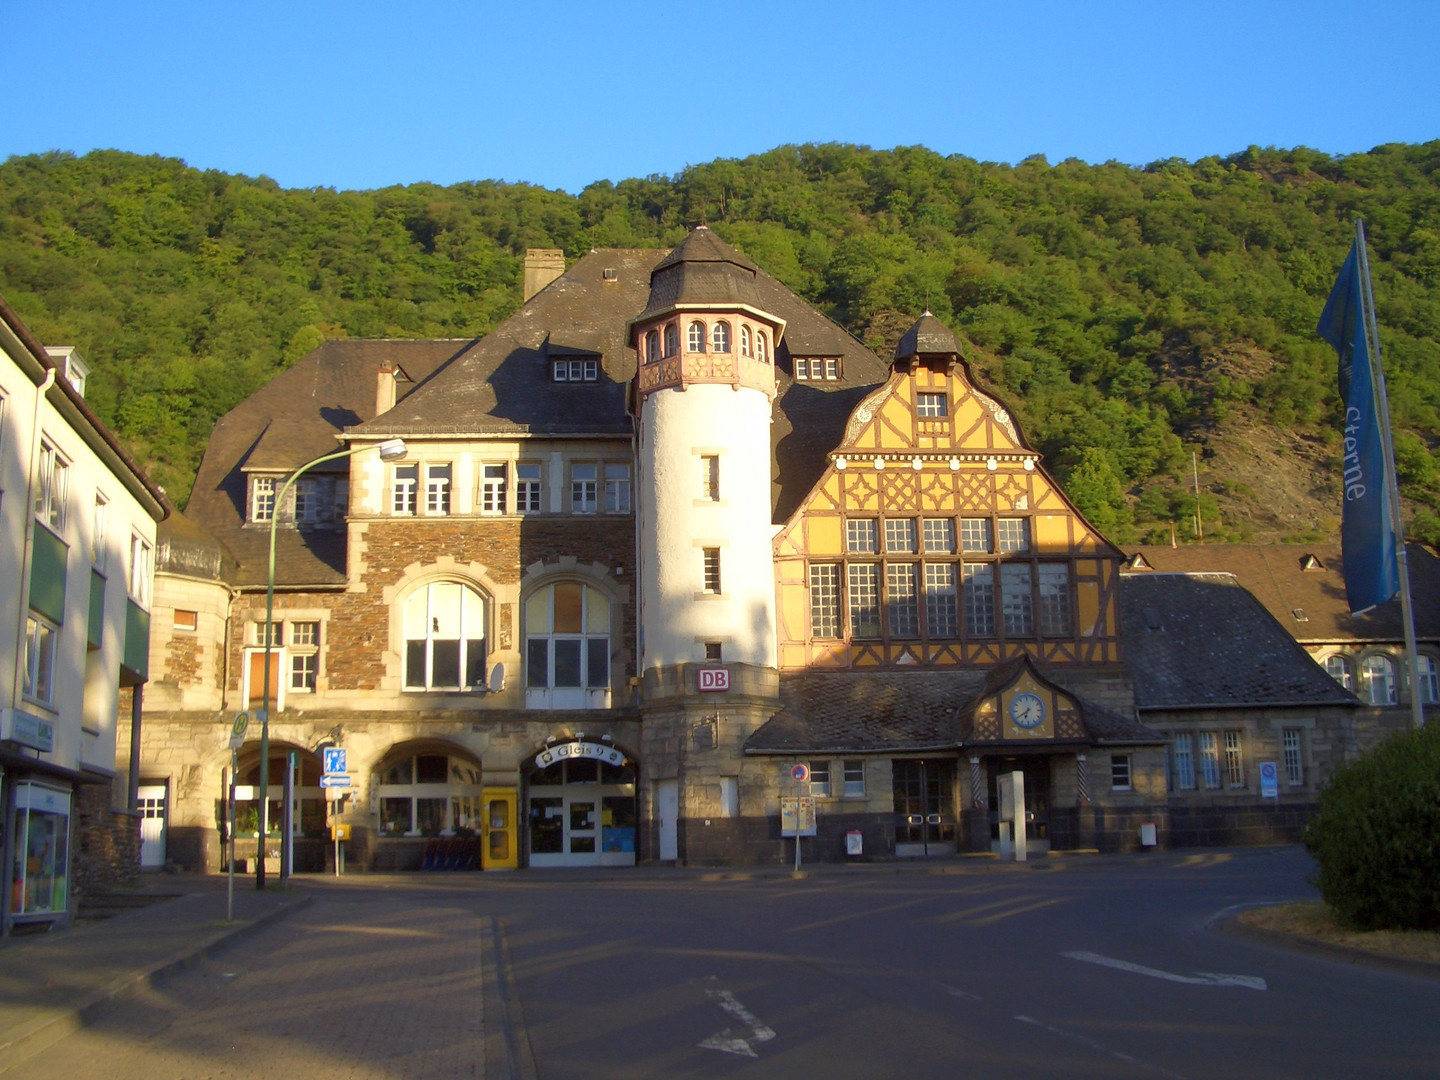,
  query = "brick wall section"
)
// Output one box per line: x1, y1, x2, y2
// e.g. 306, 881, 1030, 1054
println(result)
228, 516, 636, 694
165, 634, 204, 685
72, 782, 140, 899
